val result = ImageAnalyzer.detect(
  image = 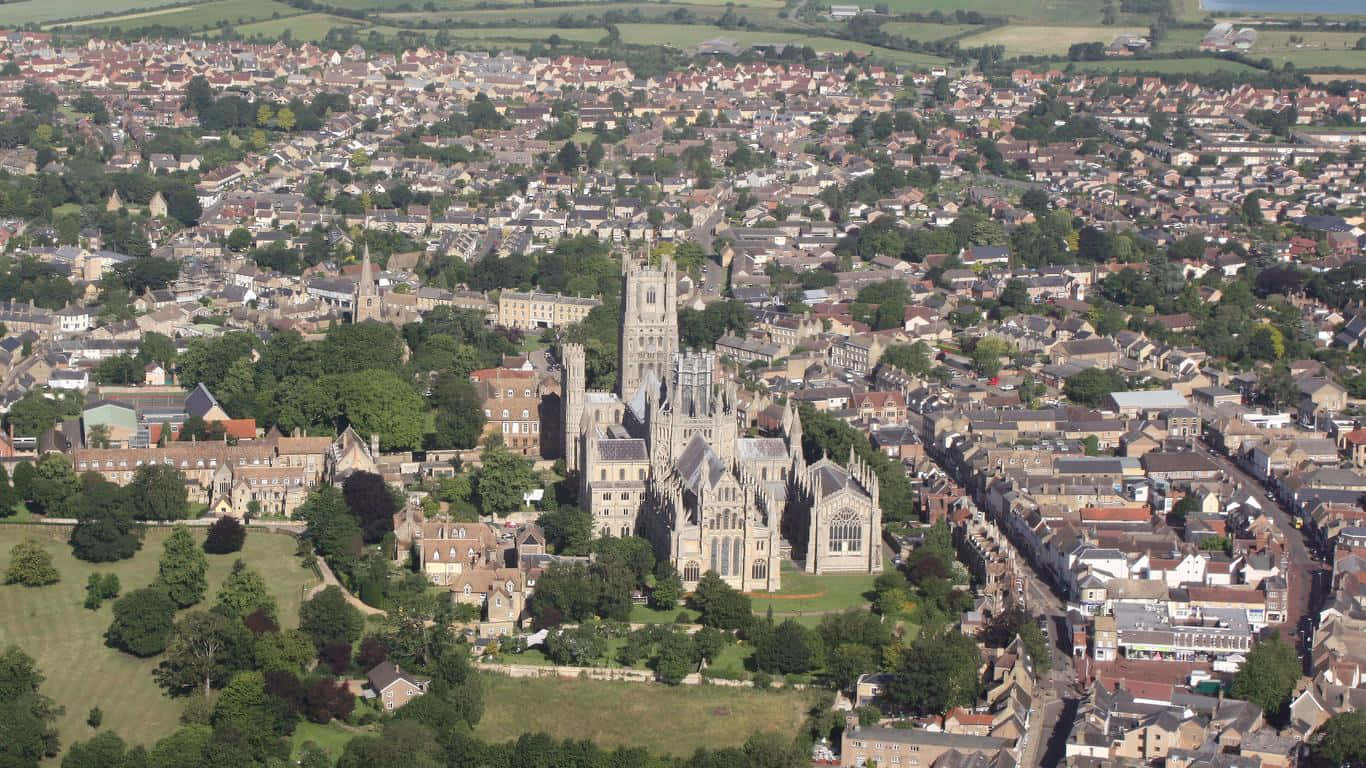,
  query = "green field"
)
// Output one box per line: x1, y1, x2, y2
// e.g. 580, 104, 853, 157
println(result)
235, 12, 366, 39
881, 21, 981, 40
59, 0, 300, 32
877, 0, 1113, 25
745, 560, 879, 617
1062, 55, 1264, 73
1152, 26, 1366, 70
960, 24, 1149, 55
0, 525, 319, 752
613, 23, 952, 65
475, 674, 812, 755
0, 0, 192, 26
